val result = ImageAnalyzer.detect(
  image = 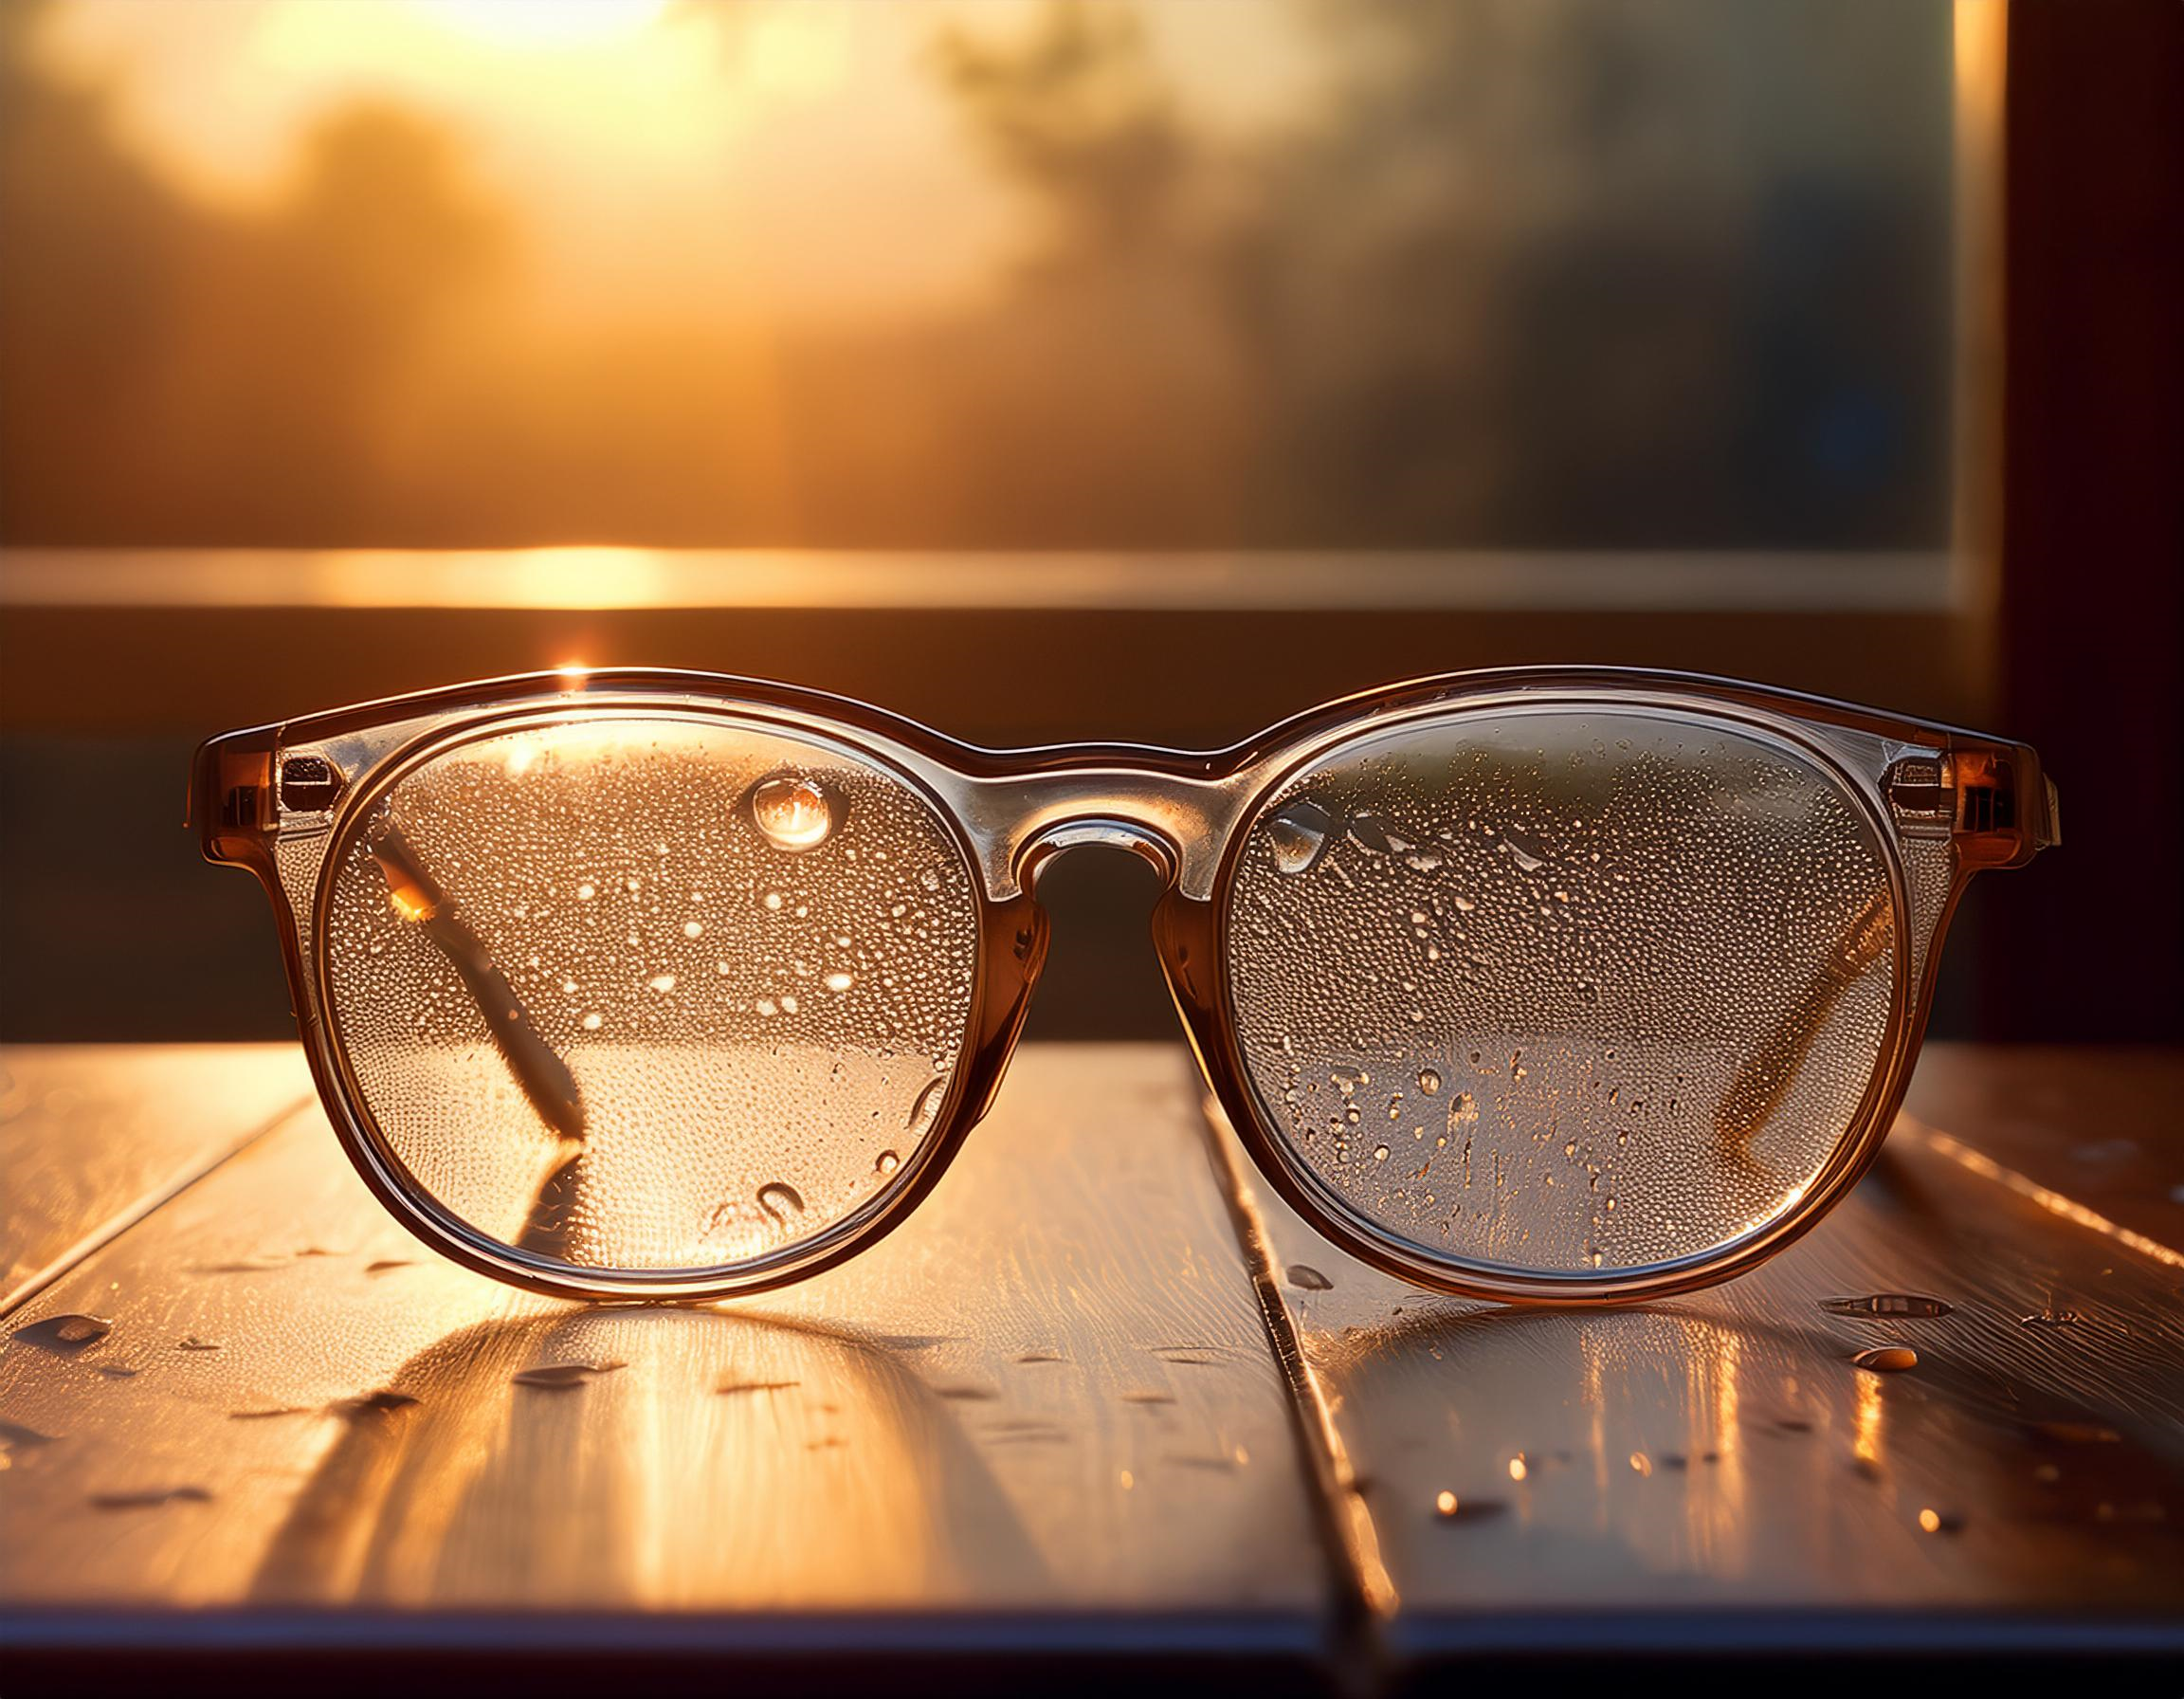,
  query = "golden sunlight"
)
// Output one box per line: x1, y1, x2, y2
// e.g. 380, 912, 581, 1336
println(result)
410, 0, 674, 50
